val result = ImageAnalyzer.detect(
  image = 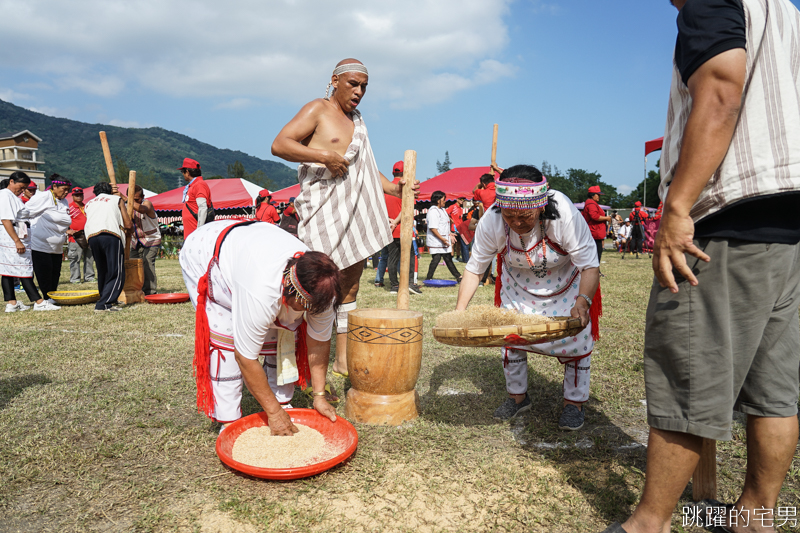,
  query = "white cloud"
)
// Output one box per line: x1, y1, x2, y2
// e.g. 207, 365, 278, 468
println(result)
0, 88, 32, 103
214, 98, 256, 110
109, 119, 148, 128
617, 184, 635, 195
0, 0, 515, 107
